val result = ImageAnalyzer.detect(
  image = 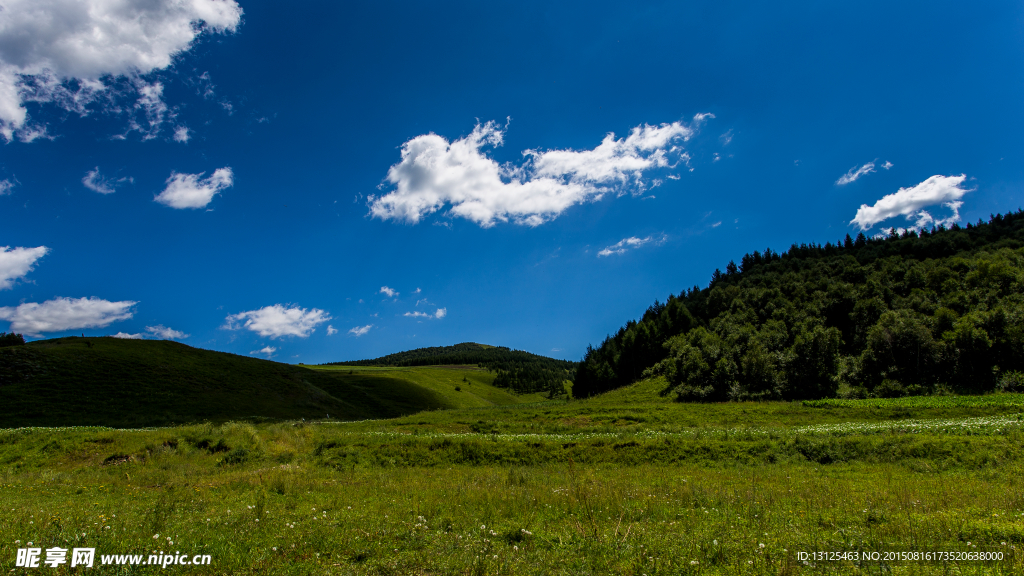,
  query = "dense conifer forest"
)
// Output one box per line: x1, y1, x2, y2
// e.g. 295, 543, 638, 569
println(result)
574, 211, 1024, 401
325, 342, 576, 396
